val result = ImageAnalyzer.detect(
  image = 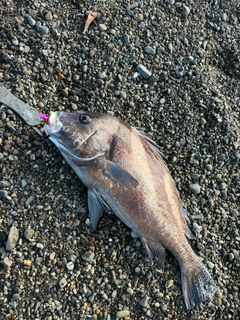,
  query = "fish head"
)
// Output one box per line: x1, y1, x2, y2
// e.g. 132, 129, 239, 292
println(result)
43, 110, 120, 158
